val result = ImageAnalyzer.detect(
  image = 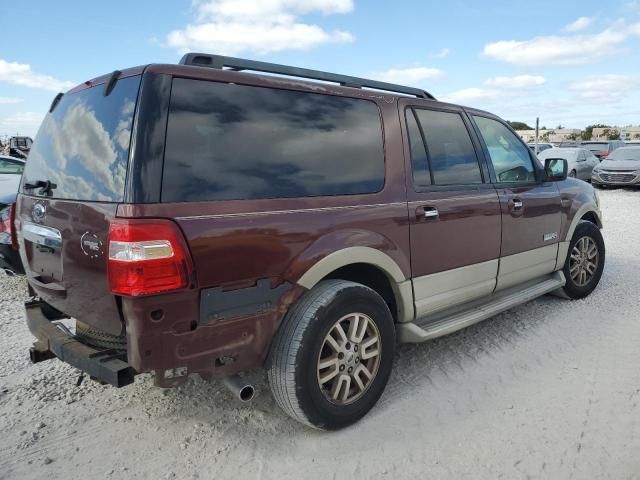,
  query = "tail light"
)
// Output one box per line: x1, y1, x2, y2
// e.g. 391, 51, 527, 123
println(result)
0, 203, 18, 250
107, 219, 194, 296
598, 151, 608, 158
